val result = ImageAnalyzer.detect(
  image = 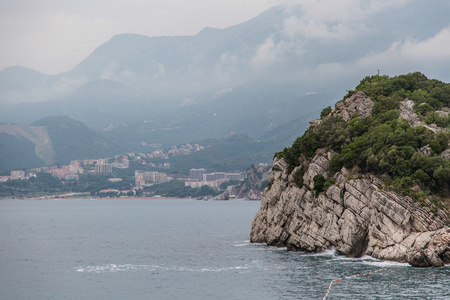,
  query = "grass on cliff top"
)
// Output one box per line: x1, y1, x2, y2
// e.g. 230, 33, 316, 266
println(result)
279, 72, 450, 202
